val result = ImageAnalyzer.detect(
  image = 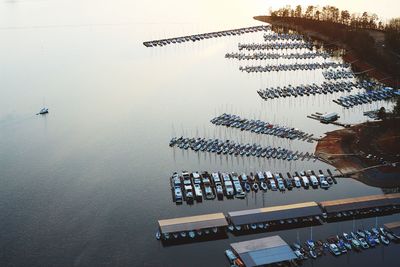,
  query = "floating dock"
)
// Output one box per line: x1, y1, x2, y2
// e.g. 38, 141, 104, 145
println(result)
157, 193, 400, 242
158, 213, 228, 240
227, 202, 322, 227
230, 235, 297, 267
142, 25, 269, 48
